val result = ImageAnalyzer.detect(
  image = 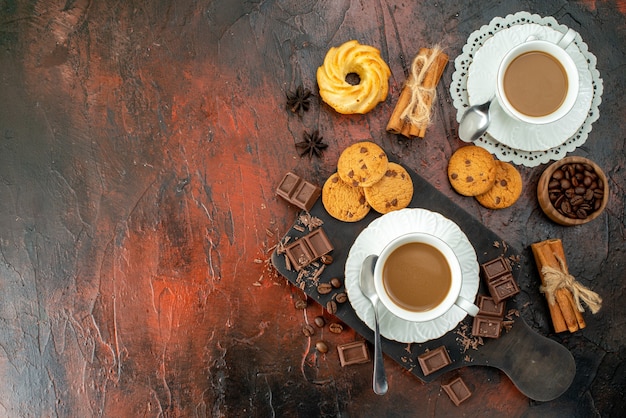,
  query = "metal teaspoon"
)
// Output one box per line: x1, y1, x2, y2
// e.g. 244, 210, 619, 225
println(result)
359, 254, 388, 395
